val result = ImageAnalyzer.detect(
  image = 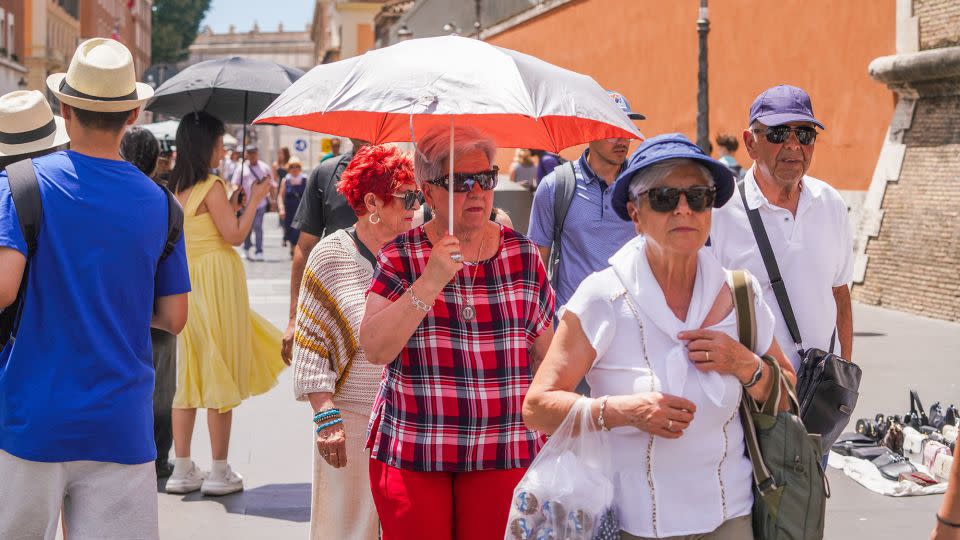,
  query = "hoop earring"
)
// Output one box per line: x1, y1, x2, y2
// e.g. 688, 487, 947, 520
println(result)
368, 212, 381, 225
